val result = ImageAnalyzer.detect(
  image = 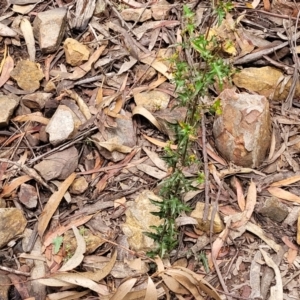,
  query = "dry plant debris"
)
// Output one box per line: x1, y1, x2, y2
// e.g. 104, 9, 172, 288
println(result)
1, 0, 300, 299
